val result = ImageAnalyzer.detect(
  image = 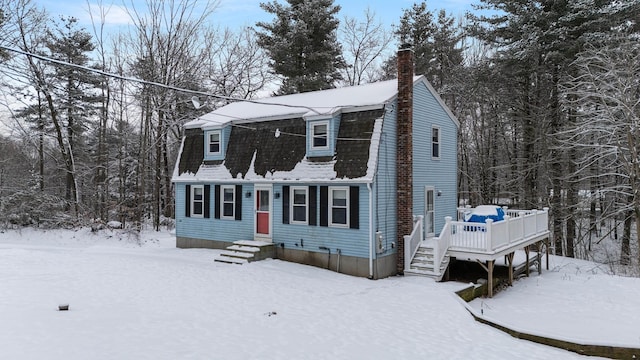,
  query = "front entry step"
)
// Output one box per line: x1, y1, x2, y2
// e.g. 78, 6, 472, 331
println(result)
214, 240, 276, 265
